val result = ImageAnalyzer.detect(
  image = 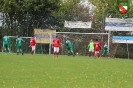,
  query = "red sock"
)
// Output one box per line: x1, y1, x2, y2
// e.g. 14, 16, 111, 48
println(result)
94, 54, 96, 57
92, 52, 95, 56
88, 52, 91, 56
57, 52, 59, 57
31, 50, 34, 55
54, 52, 56, 56
98, 54, 100, 58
